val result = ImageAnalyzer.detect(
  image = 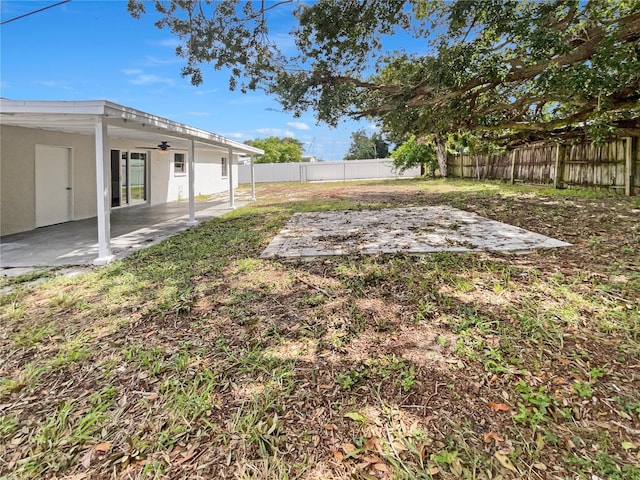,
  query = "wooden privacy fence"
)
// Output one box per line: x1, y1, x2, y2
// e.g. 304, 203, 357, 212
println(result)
447, 137, 639, 195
